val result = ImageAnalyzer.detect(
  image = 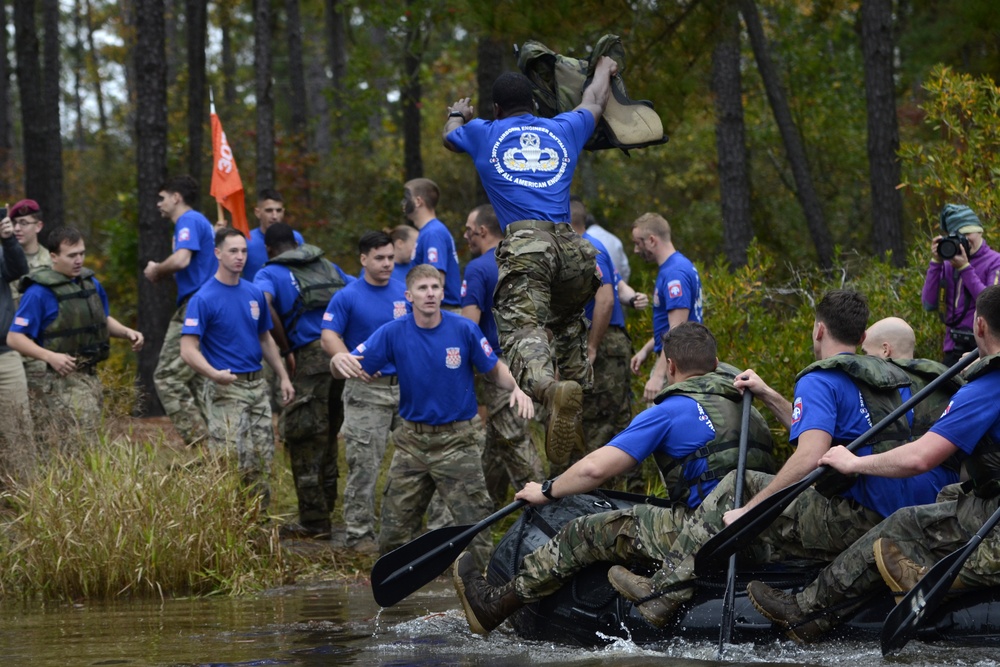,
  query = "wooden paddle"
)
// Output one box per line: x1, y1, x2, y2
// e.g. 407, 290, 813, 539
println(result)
718, 385, 753, 656
694, 350, 979, 577
880, 502, 1000, 655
